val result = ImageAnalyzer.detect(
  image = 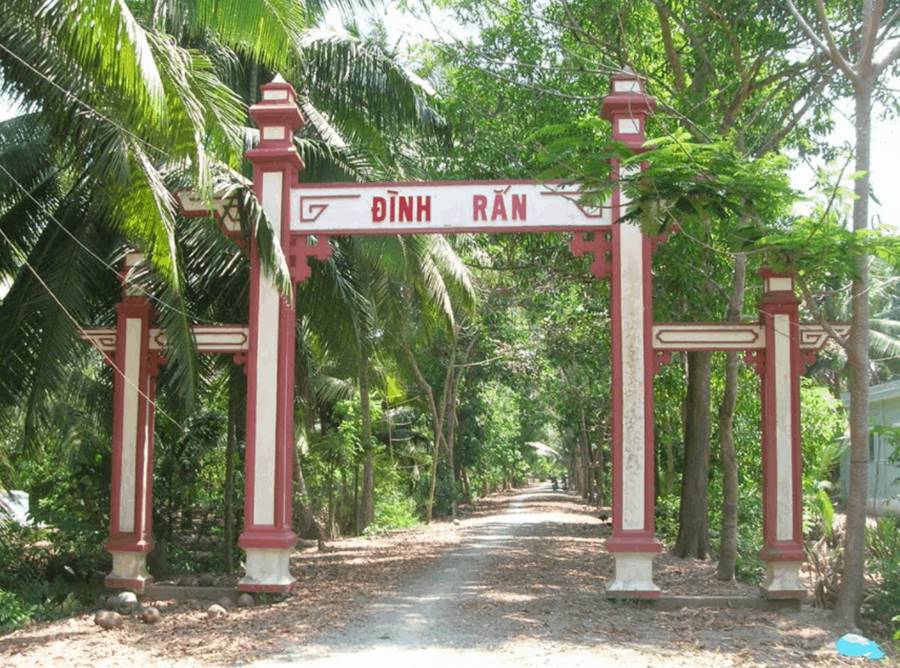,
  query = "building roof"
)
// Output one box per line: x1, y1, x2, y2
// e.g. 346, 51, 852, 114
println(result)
842, 378, 900, 406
